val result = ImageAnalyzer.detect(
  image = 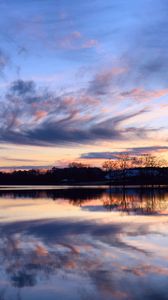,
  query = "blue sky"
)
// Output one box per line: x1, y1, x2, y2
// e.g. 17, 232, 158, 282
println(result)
0, 0, 167, 168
